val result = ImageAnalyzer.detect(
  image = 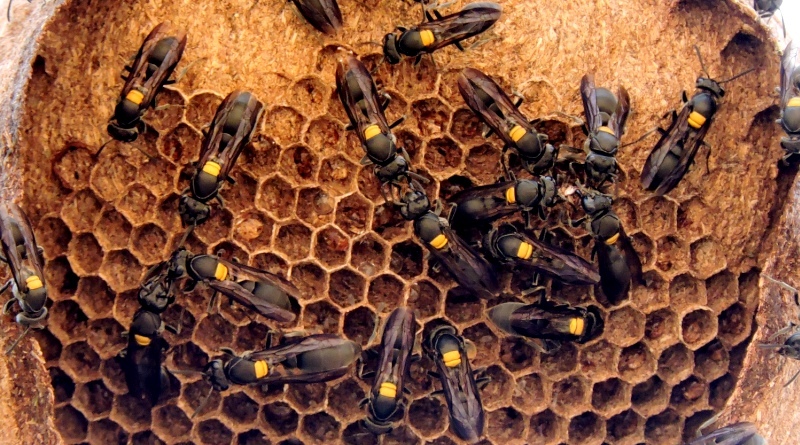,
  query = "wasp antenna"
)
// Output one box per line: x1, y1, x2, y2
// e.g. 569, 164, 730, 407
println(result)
176, 224, 196, 250
621, 126, 659, 148
719, 67, 756, 84
171, 368, 205, 376
96, 138, 114, 158
764, 275, 800, 294
785, 368, 800, 387
191, 388, 215, 419
694, 45, 711, 78
6, 0, 13, 22
758, 343, 786, 349
4, 325, 31, 355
